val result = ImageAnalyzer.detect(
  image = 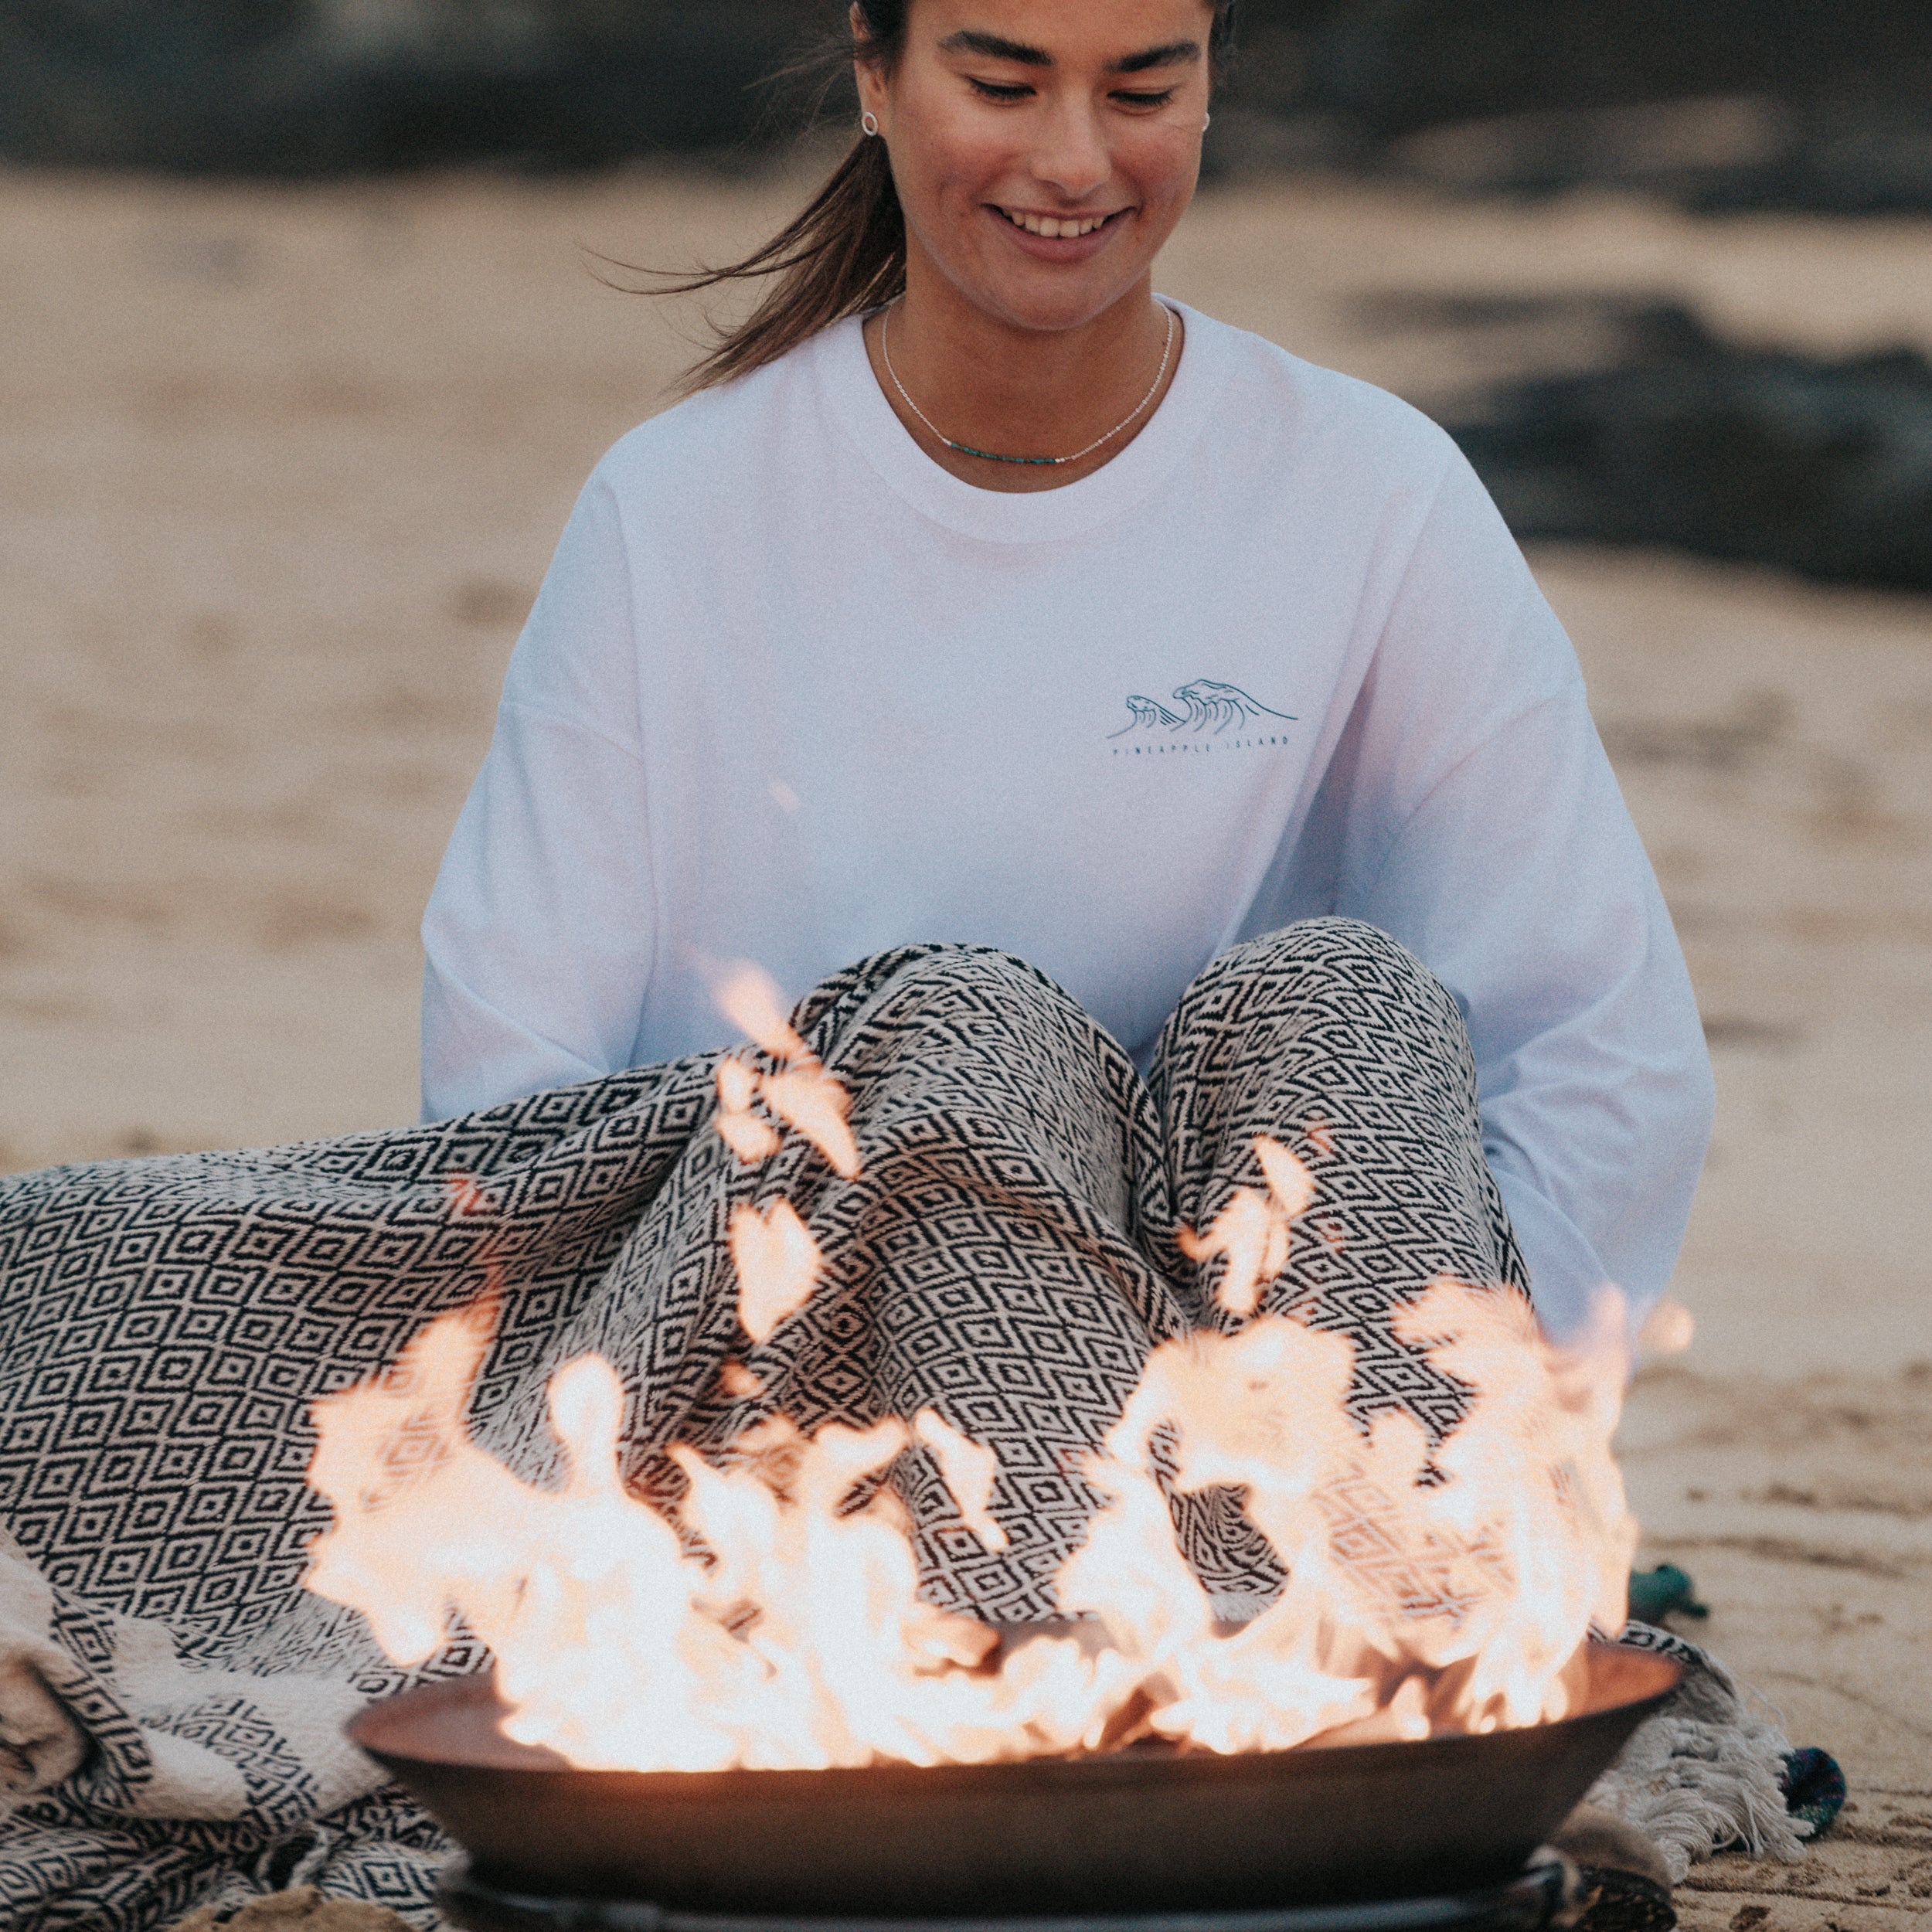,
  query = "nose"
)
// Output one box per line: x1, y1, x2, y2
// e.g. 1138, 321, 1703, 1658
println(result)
1029, 95, 1111, 202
